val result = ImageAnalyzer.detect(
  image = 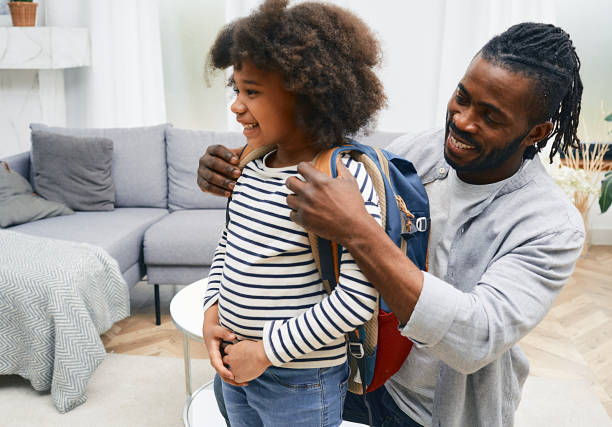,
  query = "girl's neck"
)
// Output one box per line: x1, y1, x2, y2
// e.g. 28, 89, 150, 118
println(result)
267, 142, 320, 168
